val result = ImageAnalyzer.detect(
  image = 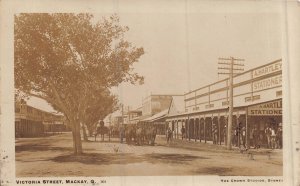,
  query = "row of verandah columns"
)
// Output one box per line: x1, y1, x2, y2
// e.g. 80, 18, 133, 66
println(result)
167, 114, 247, 147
